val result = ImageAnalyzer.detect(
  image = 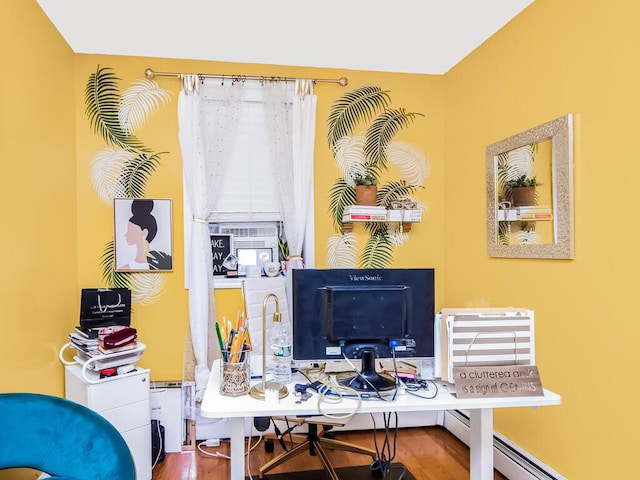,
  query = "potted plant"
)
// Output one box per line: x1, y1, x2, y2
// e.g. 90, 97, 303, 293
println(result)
354, 174, 378, 206
506, 174, 542, 206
